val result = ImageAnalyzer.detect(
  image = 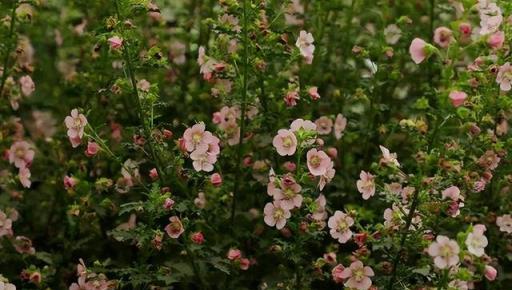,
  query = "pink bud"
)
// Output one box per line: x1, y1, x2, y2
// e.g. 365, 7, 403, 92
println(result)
283, 161, 296, 172
488, 31, 505, 50
227, 248, 241, 261
448, 90, 467, 107
191, 232, 205, 245
149, 168, 159, 181
84, 141, 100, 157
163, 198, 175, 210
162, 129, 173, 139
108, 36, 123, 49
212, 112, 223, 124
308, 86, 320, 101
326, 147, 338, 159
239, 258, 250, 270
459, 23, 472, 38
64, 175, 78, 190
485, 265, 497, 281
409, 38, 428, 64
210, 173, 222, 187
243, 156, 253, 167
